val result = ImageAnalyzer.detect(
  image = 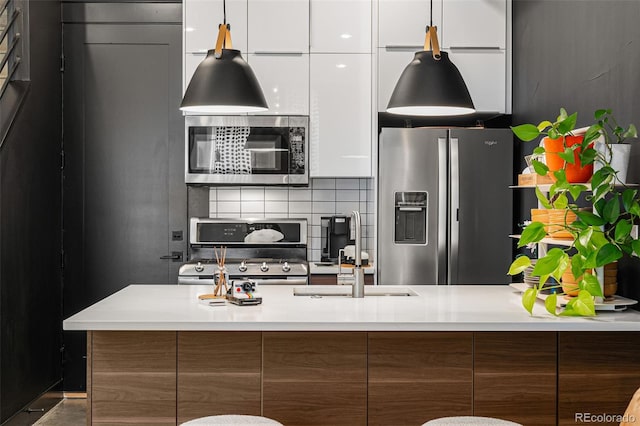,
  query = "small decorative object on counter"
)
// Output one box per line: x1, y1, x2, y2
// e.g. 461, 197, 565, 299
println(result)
226, 280, 262, 306
198, 246, 229, 302
509, 108, 639, 317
